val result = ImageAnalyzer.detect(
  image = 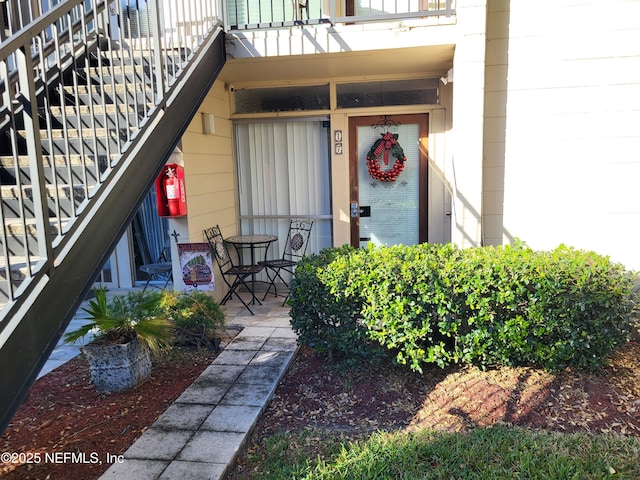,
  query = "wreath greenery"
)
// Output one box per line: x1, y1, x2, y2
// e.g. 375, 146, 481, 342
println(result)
365, 132, 407, 182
